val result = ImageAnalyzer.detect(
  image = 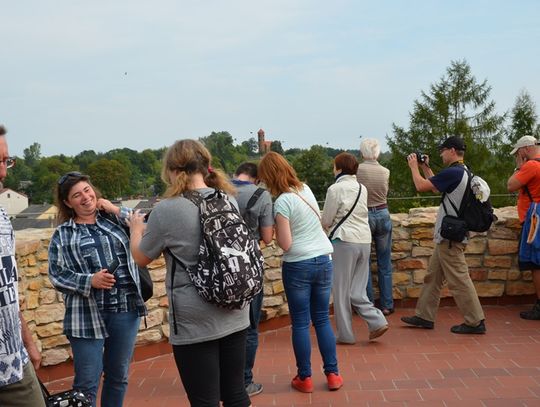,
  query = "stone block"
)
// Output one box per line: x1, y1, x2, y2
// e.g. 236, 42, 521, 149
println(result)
35, 304, 65, 324
523, 270, 533, 281
392, 228, 410, 240
36, 322, 64, 338
483, 256, 512, 268
151, 268, 166, 282
154, 282, 166, 298
489, 227, 519, 240
141, 309, 164, 330
488, 239, 518, 255
406, 286, 423, 298
136, 329, 163, 344
36, 249, 49, 261
411, 228, 434, 240
466, 256, 483, 268
265, 268, 282, 281
159, 296, 169, 308
506, 281, 535, 295
16, 241, 40, 257
507, 269, 521, 281
26, 291, 39, 309
397, 258, 427, 271
391, 252, 408, 261
488, 270, 508, 280
469, 269, 488, 281
263, 284, 273, 296
474, 282, 504, 297
27, 280, 42, 291
465, 239, 487, 254
412, 270, 426, 284
278, 303, 290, 316
41, 335, 70, 349
263, 295, 284, 307
24, 266, 40, 278
262, 307, 278, 320
393, 272, 411, 285
162, 324, 170, 339
272, 280, 284, 294
42, 348, 70, 366
264, 257, 282, 268
39, 289, 57, 305
418, 240, 435, 248
411, 247, 433, 257
393, 241, 412, 252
